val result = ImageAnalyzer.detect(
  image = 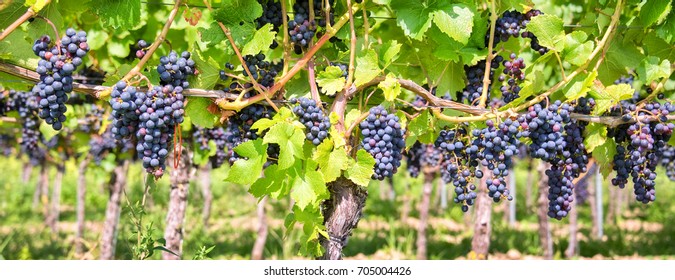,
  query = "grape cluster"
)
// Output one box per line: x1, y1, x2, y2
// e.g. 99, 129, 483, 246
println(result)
0, 90, 11, 116
89, 128, 117, 164
486, 10, 548, 55
524, 99, 594, 219
498, 53, 525, 103
225, 104, 274, 164
194, 127, 229, 168
257, 1, 285, 31
158, 51, 195, 88
659, 145, 675, 181
610, 102, 675, 203
471, 118, 526, 202
435, 128, 480, 212
291, 97, 331, 145
10, 90, 44, 165
288, 0, 334, 54
459, 56, 502, 105
243, 53, 282, 88
80, 104, 104, 133
110, 81, 139, 140
406, 141, 442, 178
359, 106, 406, 180
32, 28, 89, 130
